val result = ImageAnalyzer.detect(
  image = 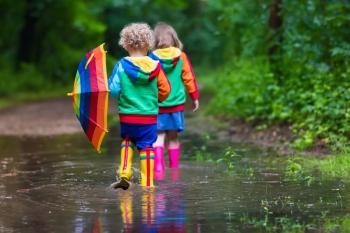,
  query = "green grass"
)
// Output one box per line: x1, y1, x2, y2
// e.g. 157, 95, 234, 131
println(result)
303, 154, 350, 180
